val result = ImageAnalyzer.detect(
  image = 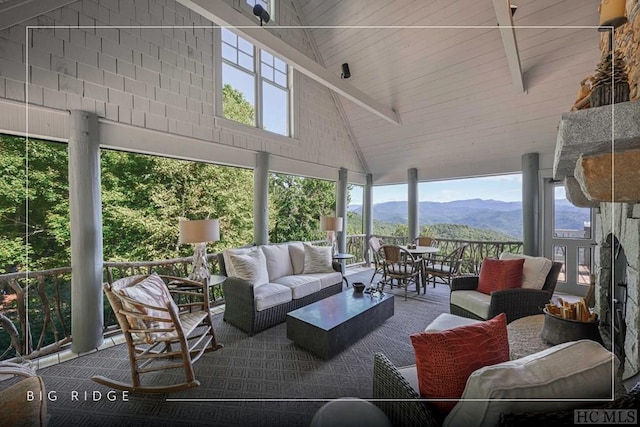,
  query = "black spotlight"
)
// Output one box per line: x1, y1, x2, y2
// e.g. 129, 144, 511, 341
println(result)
341, 63, 351, 79
253, 4, 270, 26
